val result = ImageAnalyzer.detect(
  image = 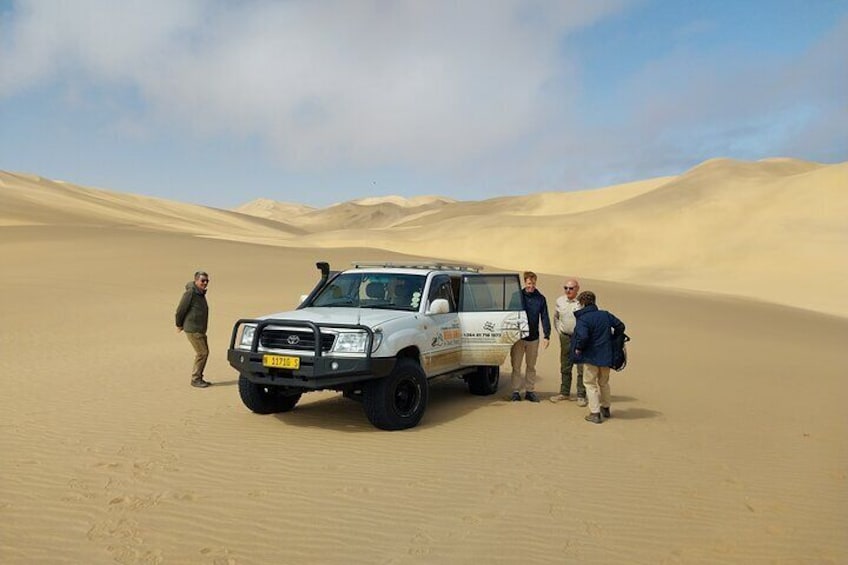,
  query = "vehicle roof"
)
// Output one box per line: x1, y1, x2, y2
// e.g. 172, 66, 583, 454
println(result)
341, 267, 468, 276
345, 261, 483, 274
